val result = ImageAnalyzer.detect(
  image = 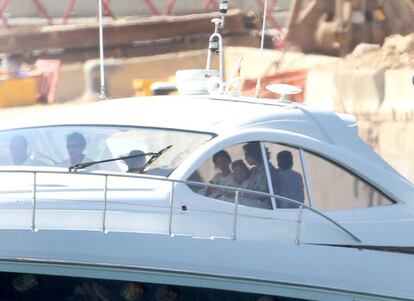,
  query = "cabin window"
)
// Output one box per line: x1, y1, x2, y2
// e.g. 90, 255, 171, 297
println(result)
304, 151, 393, 211
0, 272, 311, 301
188, 141, 393, 211
188, 142, 272, 210
0, 126, 212, 176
